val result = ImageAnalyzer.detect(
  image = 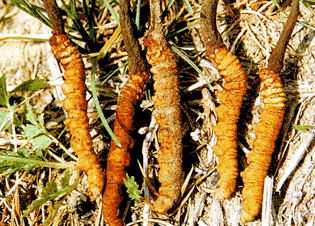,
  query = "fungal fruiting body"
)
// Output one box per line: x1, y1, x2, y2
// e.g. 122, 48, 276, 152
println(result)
102, 71, 149, 226
102, 0, 150, 224
241, 0, 299, 221
208, 47, 247, 199
200, 0, 247, 200
50, 34, 104, 200
144, 31, 183, 214
241, 68, 285, 222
